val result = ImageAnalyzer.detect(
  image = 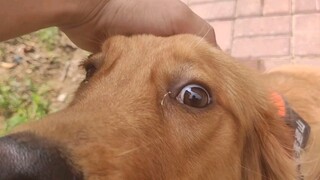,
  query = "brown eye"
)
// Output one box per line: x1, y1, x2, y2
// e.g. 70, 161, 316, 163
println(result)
176, 84, 211, 108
